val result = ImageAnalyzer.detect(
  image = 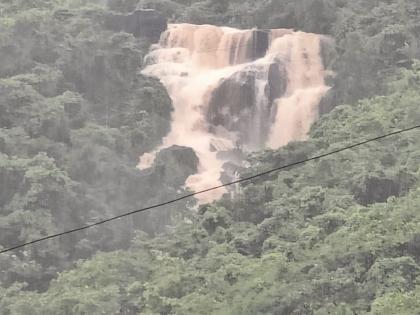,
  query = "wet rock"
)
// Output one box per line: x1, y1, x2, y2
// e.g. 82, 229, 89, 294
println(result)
104, 9, 167, 41
268, 62, 287, 103
207, 69, 255, 146
153, 145, 199, 187
207, 62, 287, 149
318, 88, 336, 116
319, 35, 337, 114
249, 30, 270, 61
